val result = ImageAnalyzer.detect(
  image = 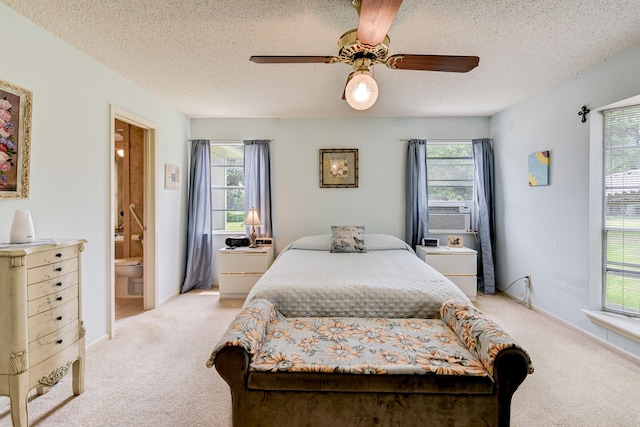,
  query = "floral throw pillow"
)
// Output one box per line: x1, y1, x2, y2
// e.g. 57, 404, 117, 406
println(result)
330, 225, 366, 253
